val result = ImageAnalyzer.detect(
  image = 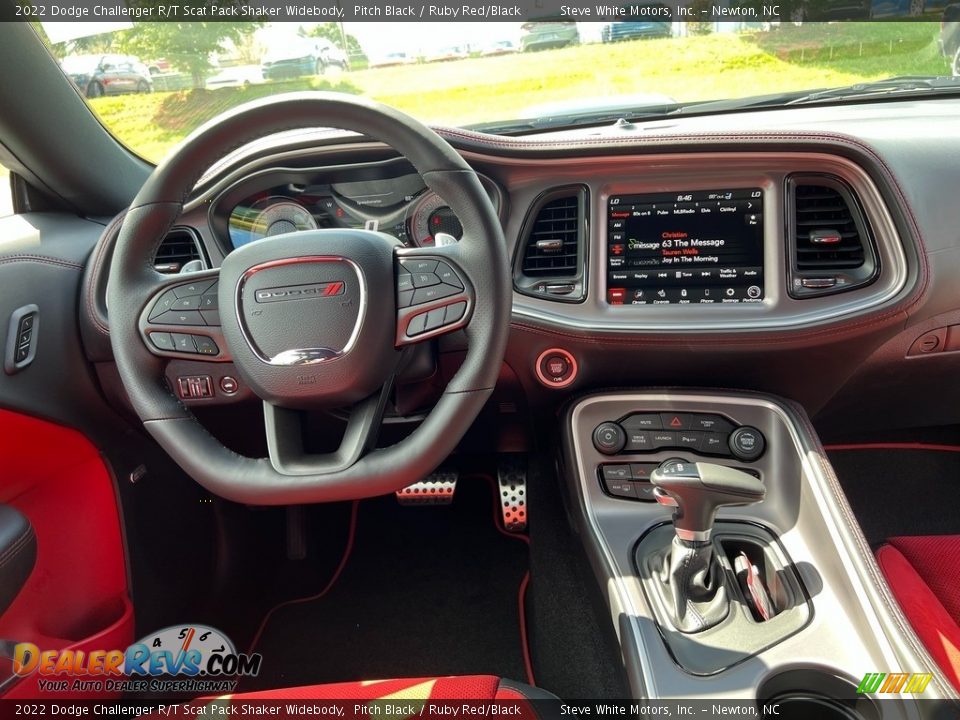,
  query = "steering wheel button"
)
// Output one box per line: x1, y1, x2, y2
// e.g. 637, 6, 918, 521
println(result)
173, 296, 201, 310
412, 272, 440, 288
407, 312, 428, 336
149, 290, 178, 320
200, 293, 218, 310
397, 289, 414, 308
424, 307, 446, 331
404, 259, 438, 274
397, 273, 414, 291
435, 263, 463, 288
412, 284, 459, 305
193, 336, 219, 356
172, 333, 197, 353
150, 332, 174, 351
173, 279, 216, 298
199, 309, 220, 326
444, 301, 467, 324
153, 309, 206, 326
